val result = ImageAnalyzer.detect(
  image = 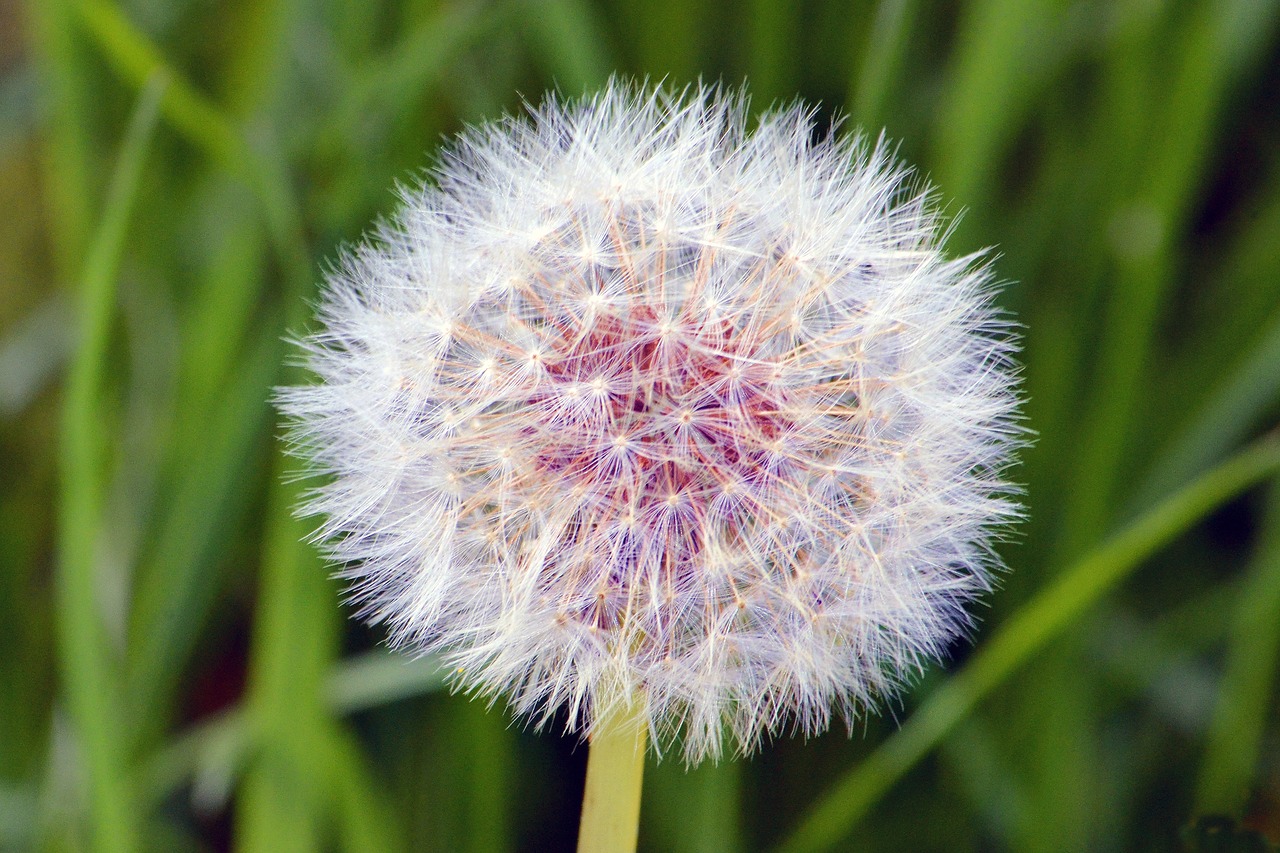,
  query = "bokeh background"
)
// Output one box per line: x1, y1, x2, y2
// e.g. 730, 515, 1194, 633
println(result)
4, 0, 1280, 850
